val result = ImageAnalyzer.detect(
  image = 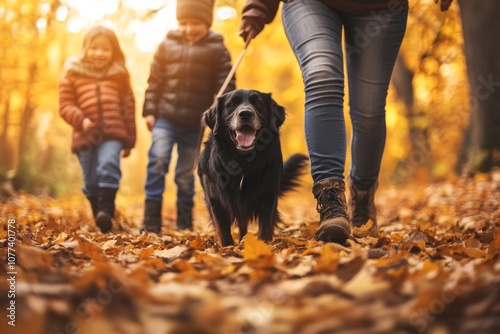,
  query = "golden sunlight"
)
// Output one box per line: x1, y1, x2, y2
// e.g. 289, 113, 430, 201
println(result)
135, 2, 178, 52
